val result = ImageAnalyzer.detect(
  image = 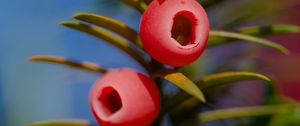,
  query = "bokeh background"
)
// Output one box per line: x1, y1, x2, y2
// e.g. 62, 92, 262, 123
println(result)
0, 0, 299, 126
